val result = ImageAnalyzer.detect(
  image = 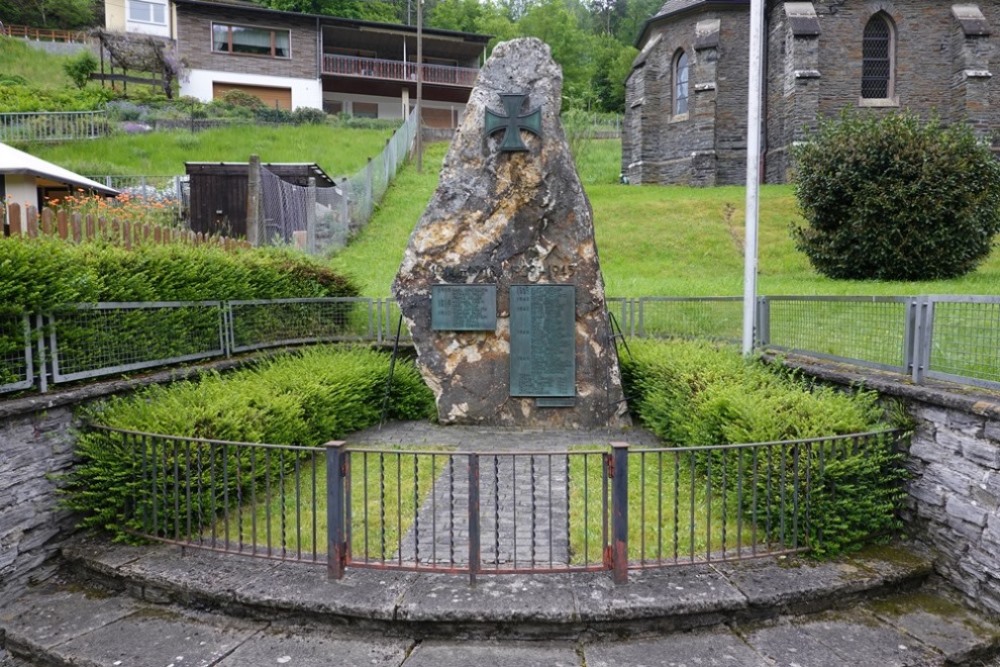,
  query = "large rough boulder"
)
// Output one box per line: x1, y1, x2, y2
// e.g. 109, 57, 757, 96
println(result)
392, 37, 629, 429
